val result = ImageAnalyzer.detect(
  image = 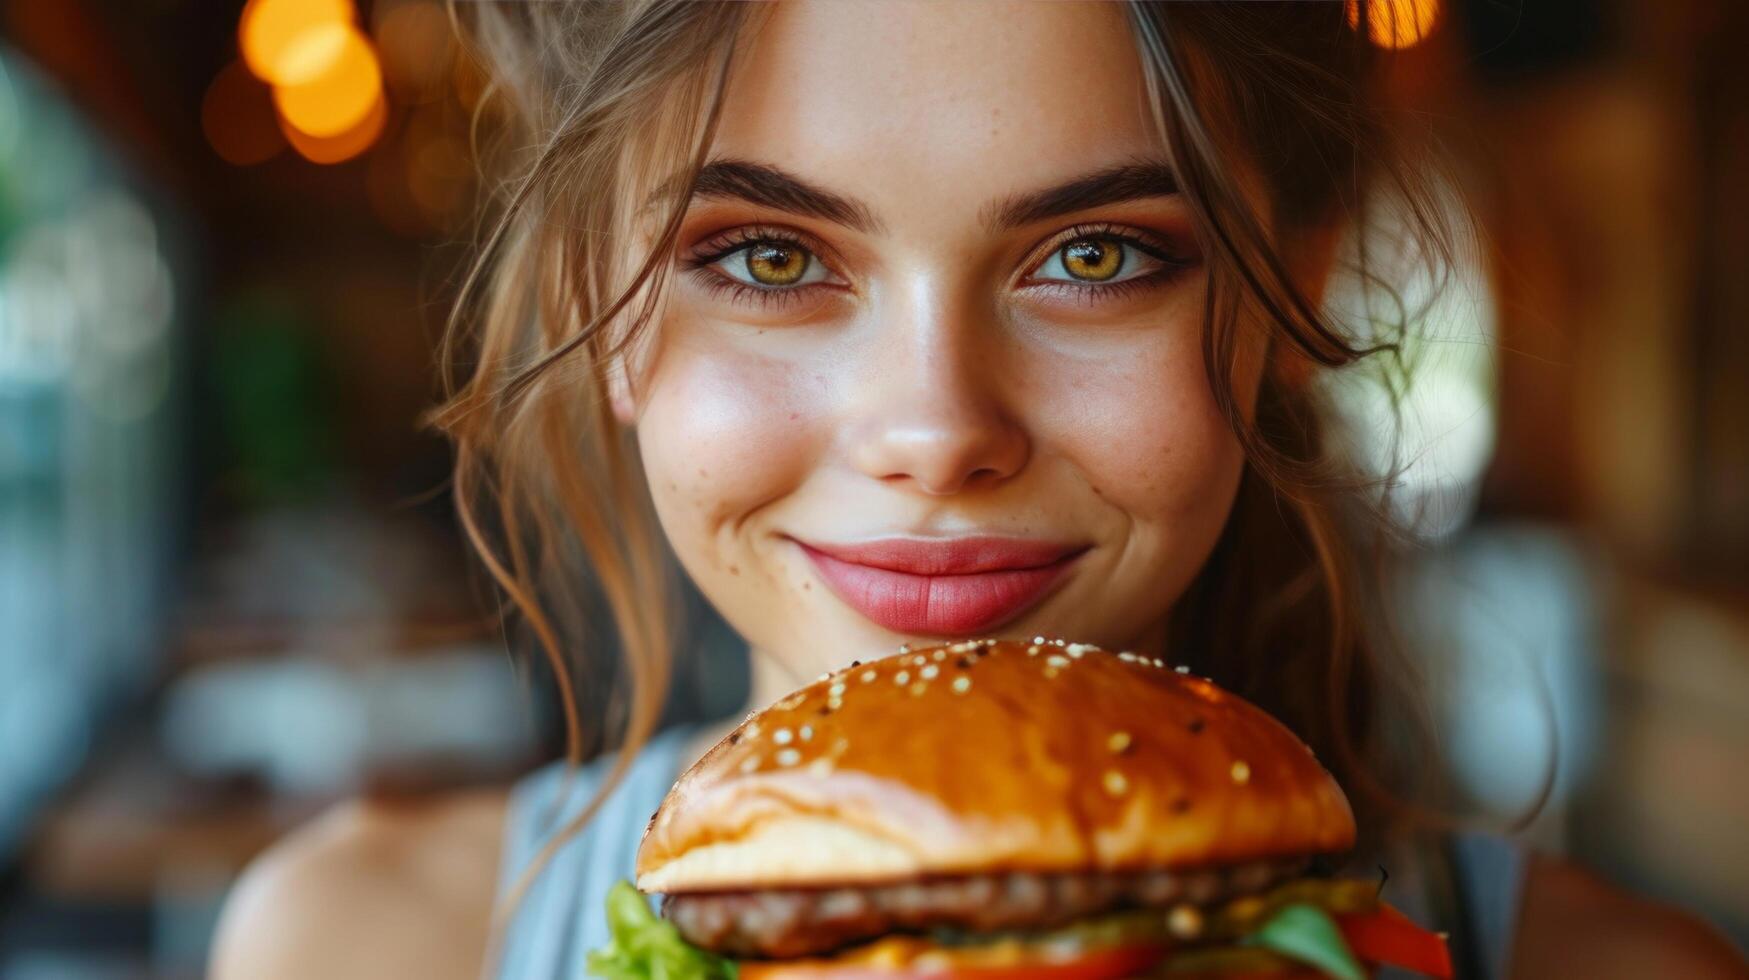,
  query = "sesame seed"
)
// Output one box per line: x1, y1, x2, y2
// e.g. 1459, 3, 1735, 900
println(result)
739, 756, 760, 773
1231, 760, 1251, 784
1168, 904, 1204, 940
912, 654, 927, 666
808, 758, 834, 778
1174, 665, 1191, 674
1044, 667, 1061, 680
1108, 731, 1133, 754
1066, 642, 1096, 658
850, 660, 861, 668
827, 697, 843, 711
933, 649, 947, 662
909, 681, 928, 696
1027, 645, 1041, 656
1117, 652, 1138, 663
861, 669, 877, 683
1053, 638, 1068, 646
1151, 658, 1166, 668
898, 643, 911, 653
951, 676, 972, 694
773, 728, 793, 745
1103, 770, 1129, 796
816, 672, 830, 682
745, 723, 761, 739
799, 725, 813, 742
1031, 635, 1047, 645
828, 682, 846, 698
920, 664, 939, 679
894, 670, 910, 685
1046, 655, 1070, 668
776, 748, 801, 767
